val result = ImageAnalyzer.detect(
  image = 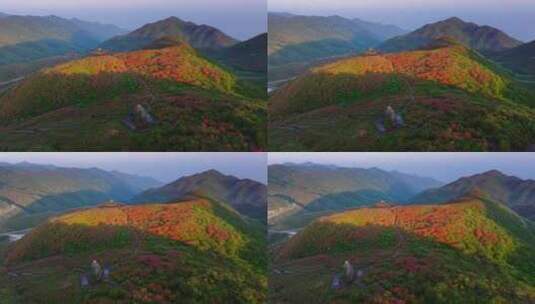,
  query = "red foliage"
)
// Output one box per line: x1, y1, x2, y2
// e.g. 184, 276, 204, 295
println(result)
206, 224, 230, 241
